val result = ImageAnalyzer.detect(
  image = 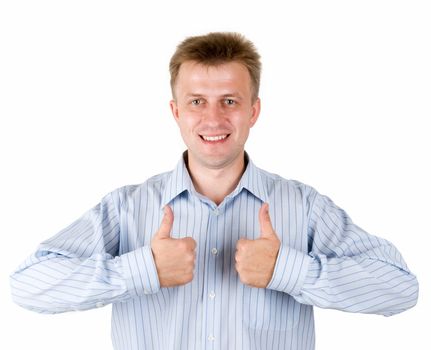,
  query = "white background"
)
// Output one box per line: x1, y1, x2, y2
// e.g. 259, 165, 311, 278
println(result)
1, 1, 430, 349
